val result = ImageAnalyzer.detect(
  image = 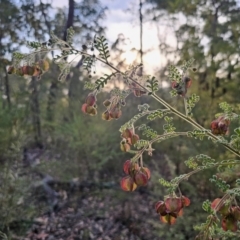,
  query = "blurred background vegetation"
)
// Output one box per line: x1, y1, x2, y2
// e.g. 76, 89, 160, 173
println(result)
0, 0, 240, 239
